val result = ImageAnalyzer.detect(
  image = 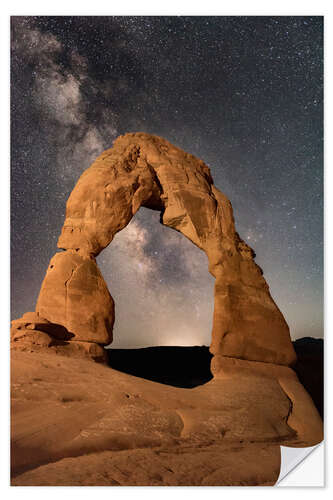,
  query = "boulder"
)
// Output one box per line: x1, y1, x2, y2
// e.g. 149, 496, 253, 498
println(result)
11, 332, 107, 363
11, 329, 54, 347
11, 312, 70, 340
